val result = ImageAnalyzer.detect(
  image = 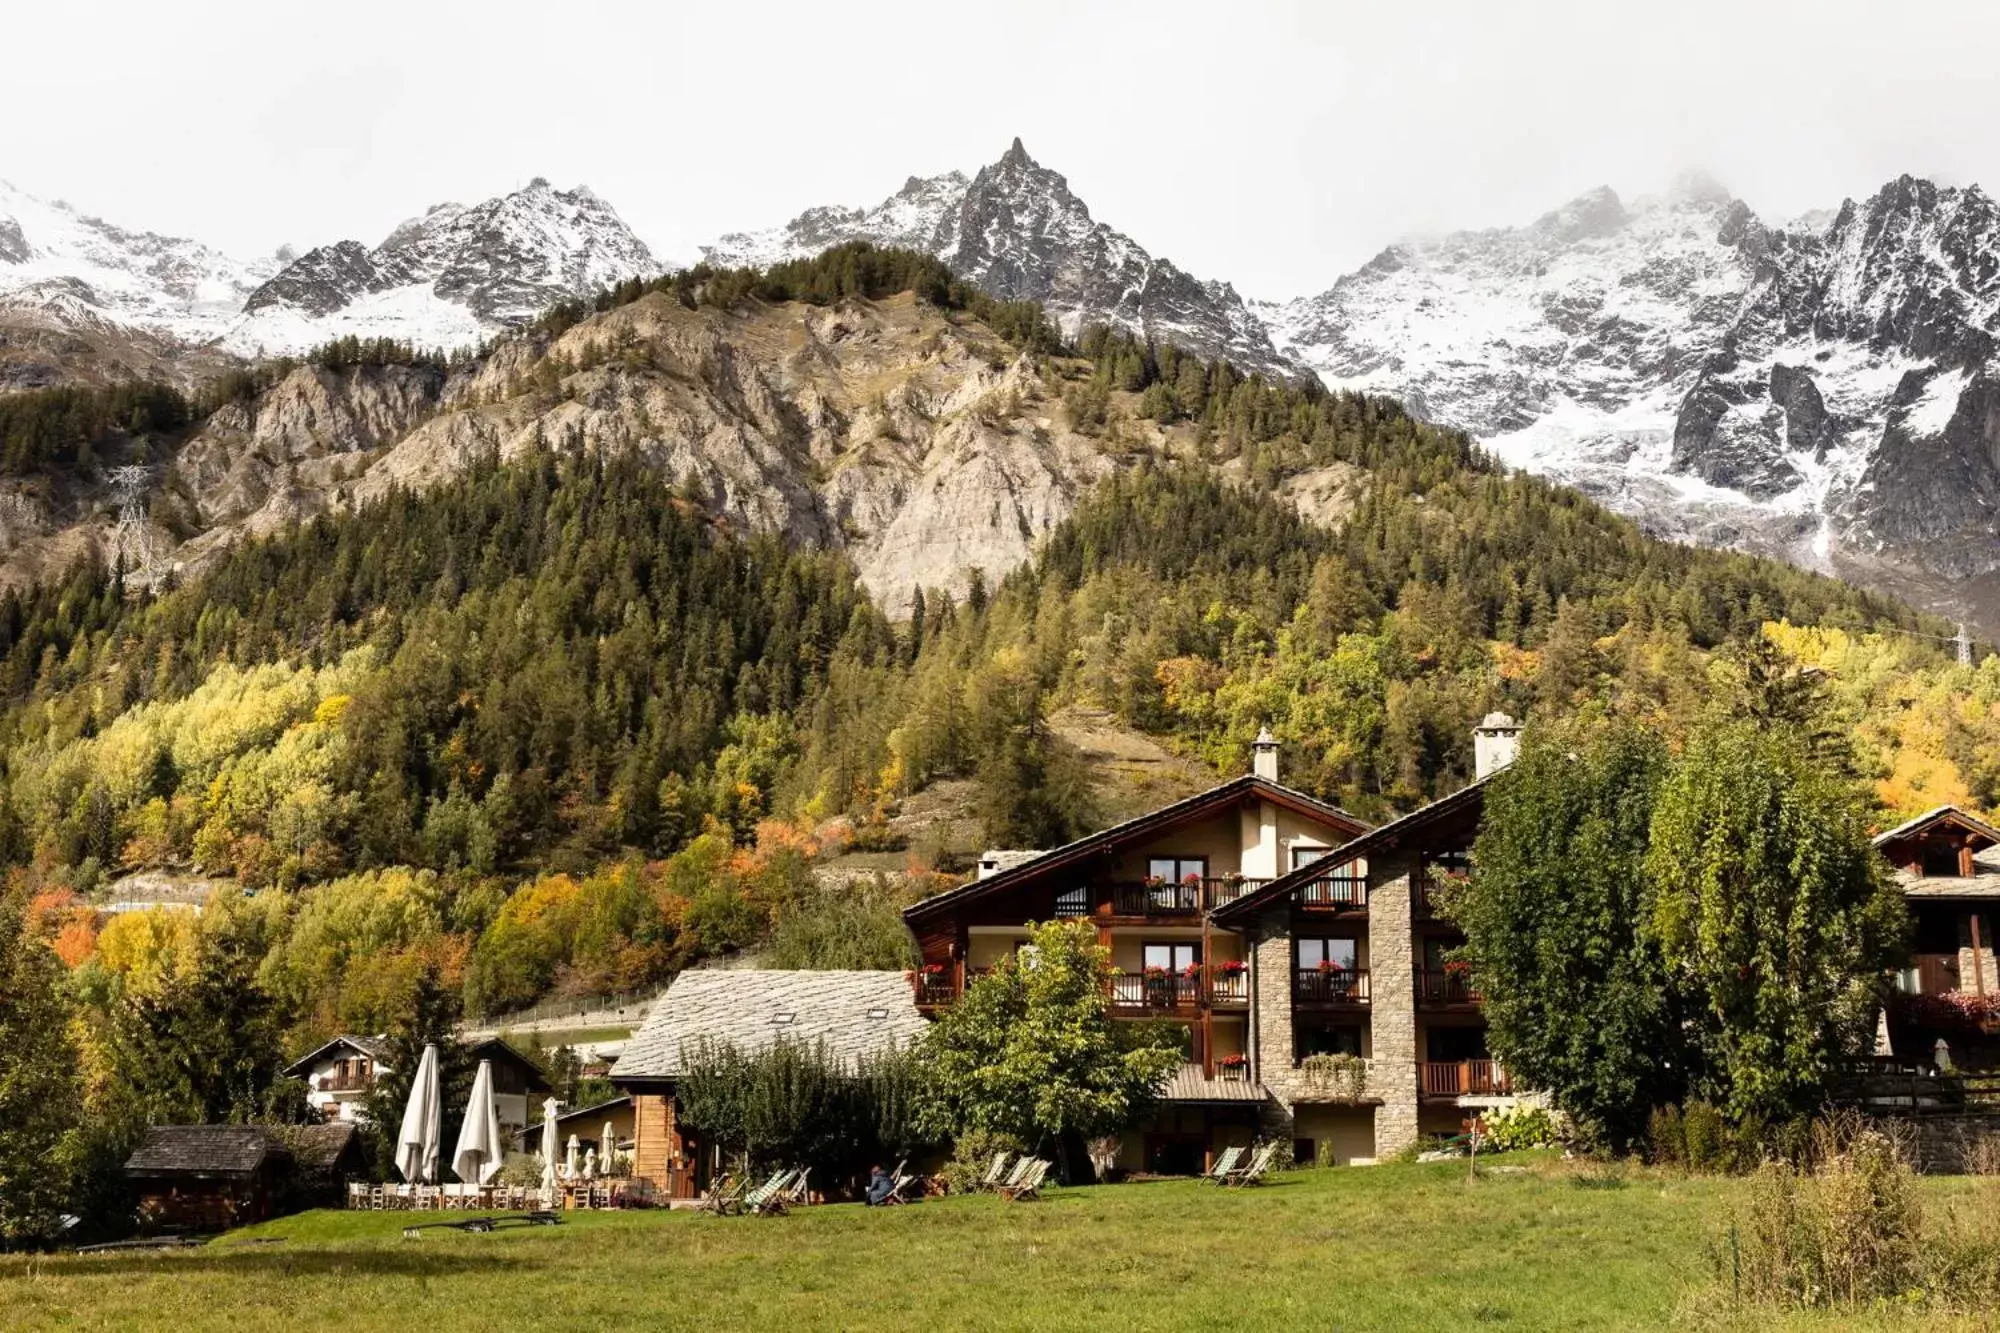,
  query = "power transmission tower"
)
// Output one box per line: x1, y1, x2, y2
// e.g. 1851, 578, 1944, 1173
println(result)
107, 465, 157, 587
1956, 622, 1974, 667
